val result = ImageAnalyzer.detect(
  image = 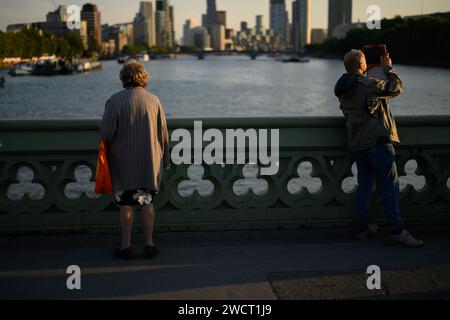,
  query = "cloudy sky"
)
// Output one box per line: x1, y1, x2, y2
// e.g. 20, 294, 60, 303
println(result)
1, 0, 449, 41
